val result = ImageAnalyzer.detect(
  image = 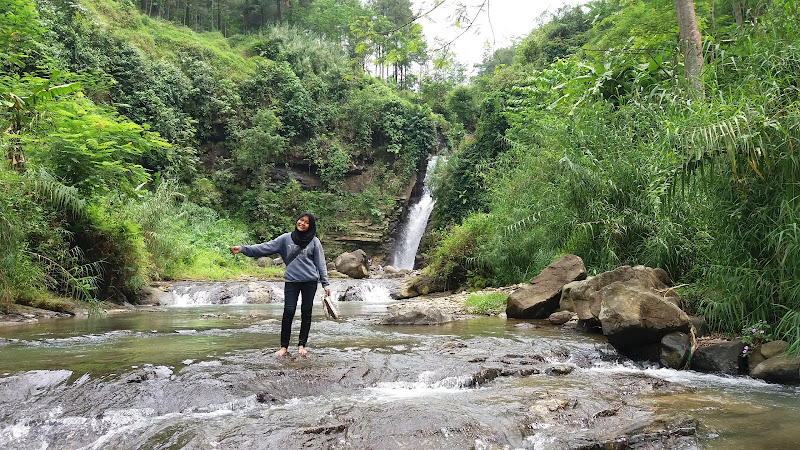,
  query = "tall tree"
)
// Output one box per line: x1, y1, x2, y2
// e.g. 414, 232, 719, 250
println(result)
673, 0, 704, 97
